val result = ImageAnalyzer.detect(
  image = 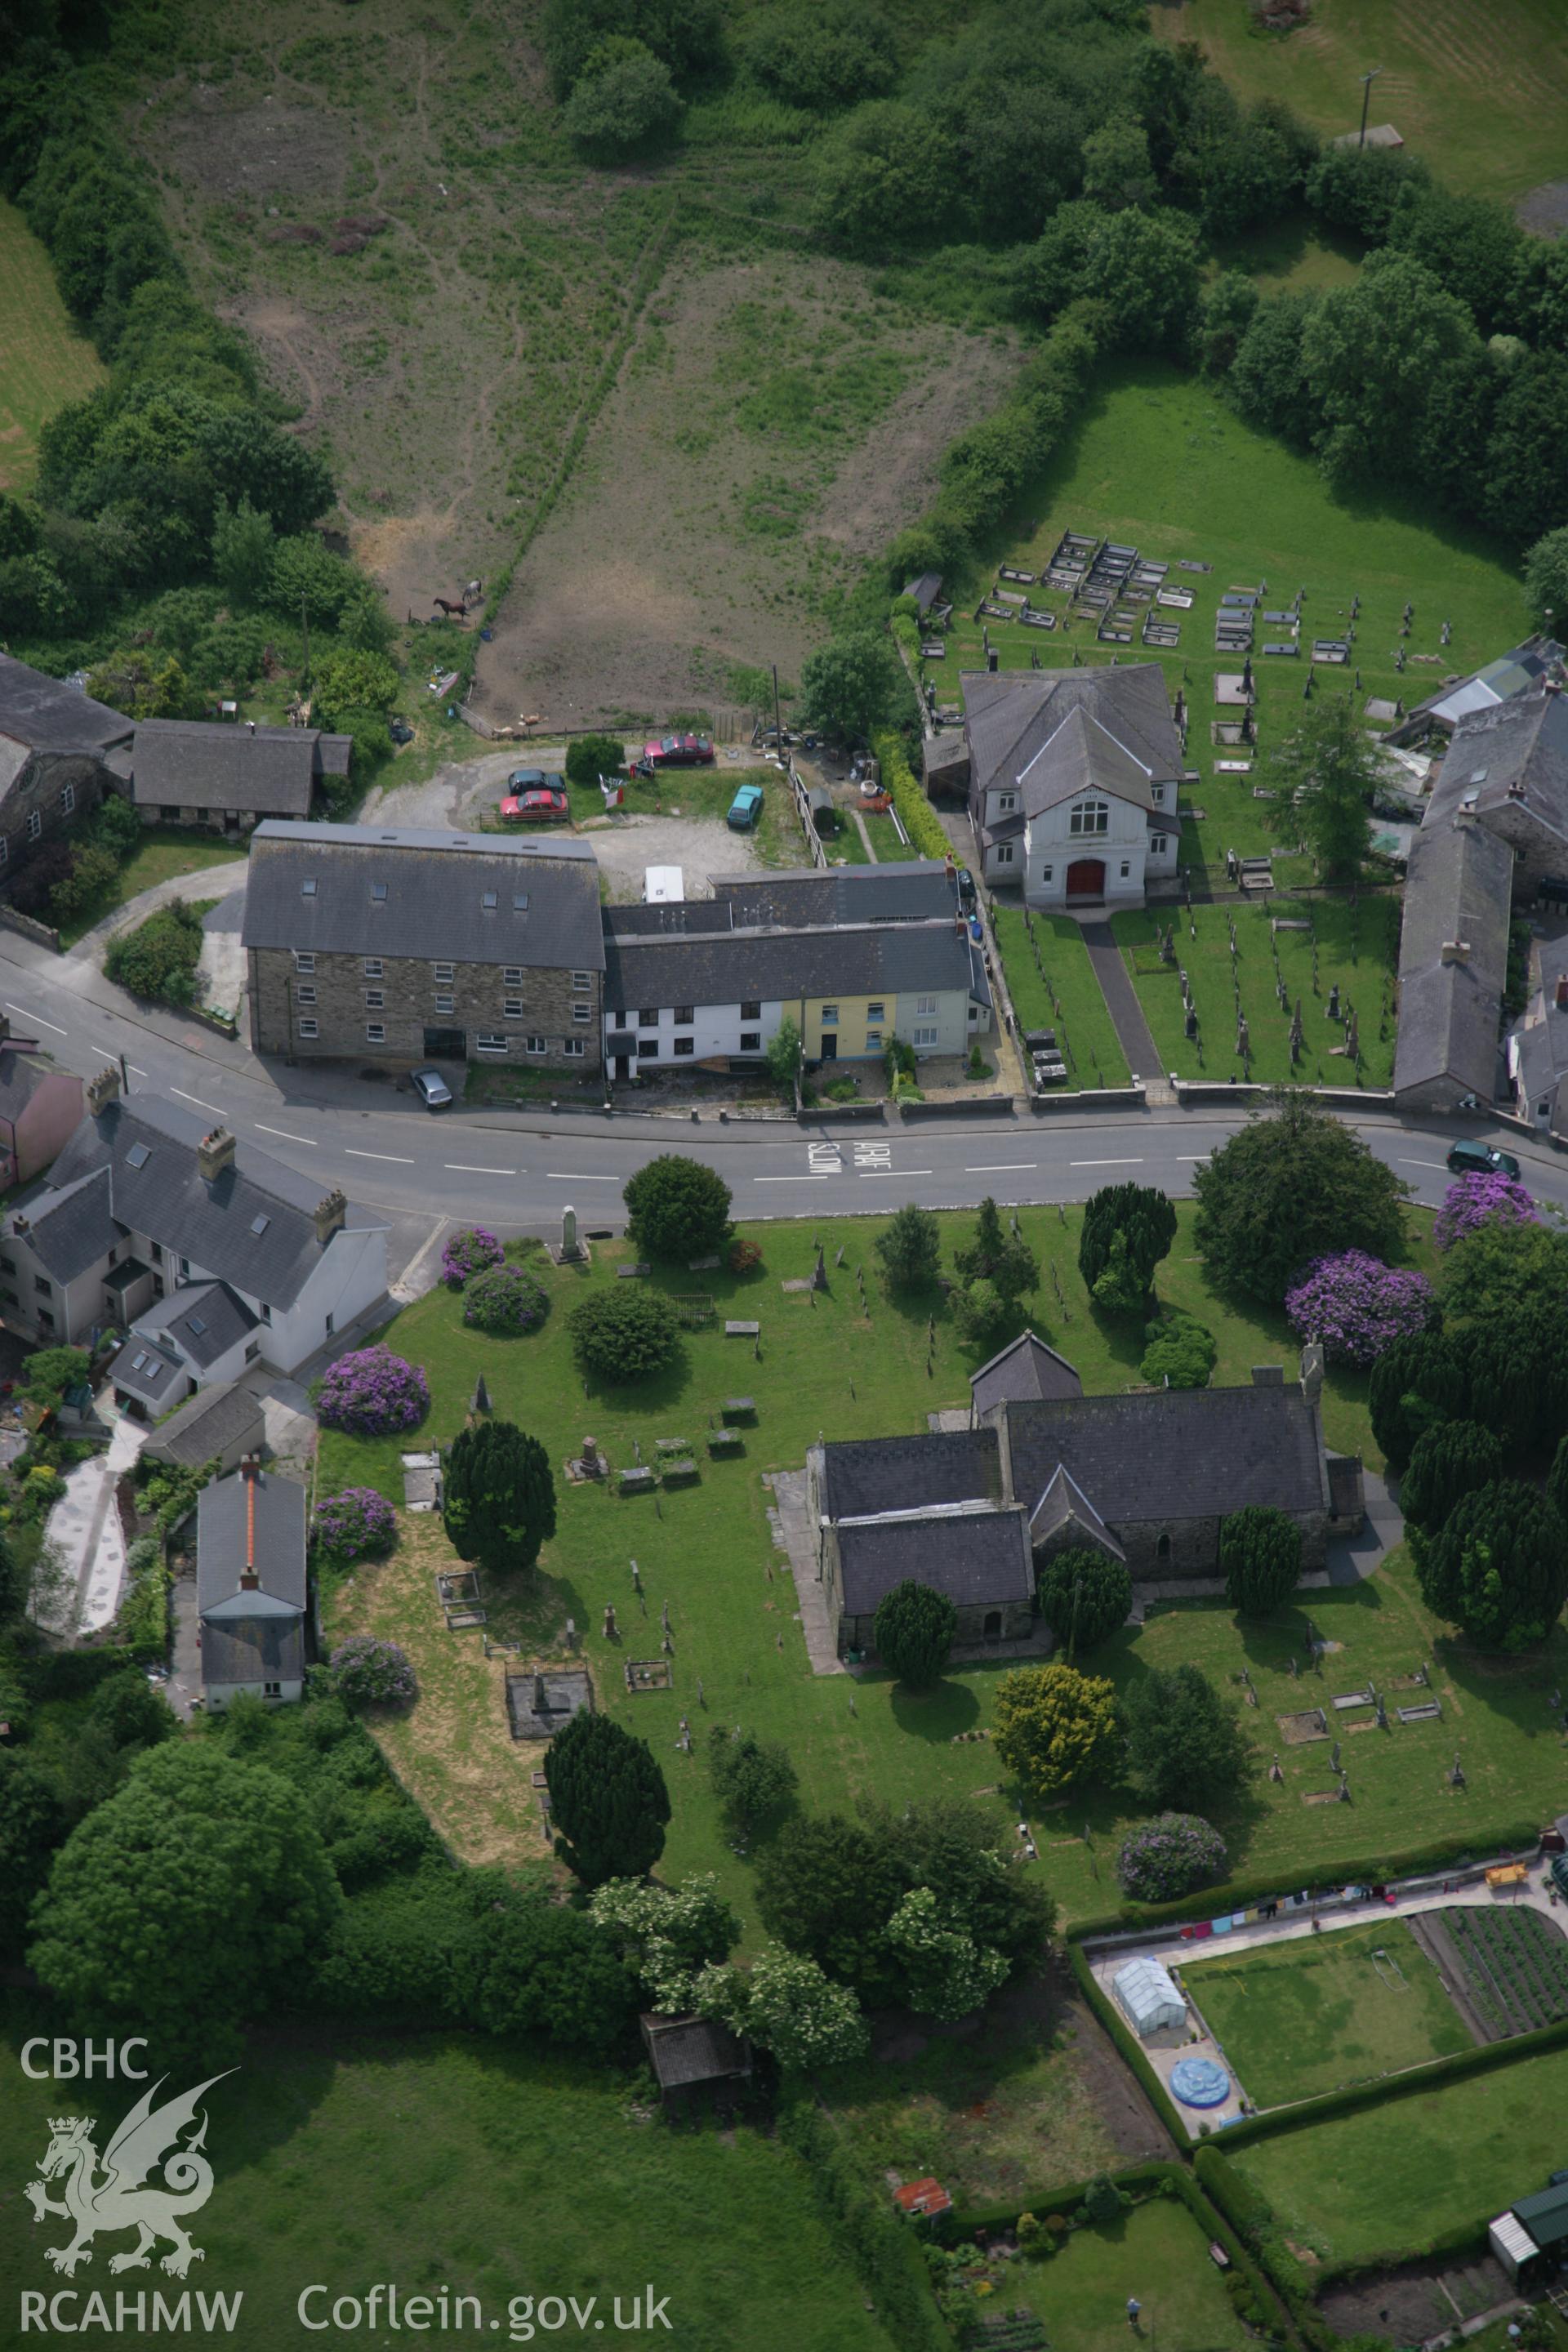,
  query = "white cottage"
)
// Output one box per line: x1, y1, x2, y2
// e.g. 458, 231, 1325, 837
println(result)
963, 666, 1185, 911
